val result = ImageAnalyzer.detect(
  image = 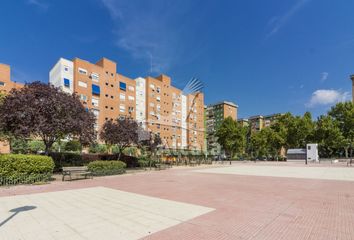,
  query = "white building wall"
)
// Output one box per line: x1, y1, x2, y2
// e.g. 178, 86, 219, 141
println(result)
49, 58, 74, 94
181, 94, 187, 148
135, 77, 146, 129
